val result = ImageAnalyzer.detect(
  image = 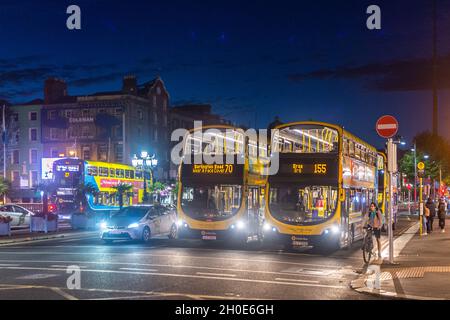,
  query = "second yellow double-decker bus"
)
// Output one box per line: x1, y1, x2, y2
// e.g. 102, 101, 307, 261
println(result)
176, 125, 268, 244
263, 121, 378, 250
